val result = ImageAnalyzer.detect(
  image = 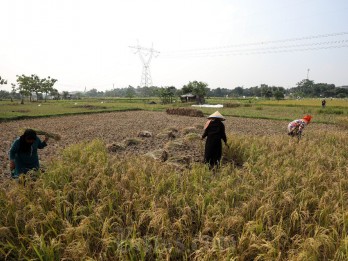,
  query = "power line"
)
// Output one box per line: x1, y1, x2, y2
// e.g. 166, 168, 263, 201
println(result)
162, 31, 348, 54
161, 39, 348, 58
161, 43, 348, 59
